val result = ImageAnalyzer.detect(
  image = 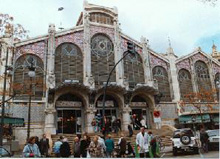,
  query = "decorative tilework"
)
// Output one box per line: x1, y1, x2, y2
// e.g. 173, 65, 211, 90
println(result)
15, 41, 46, 61
191, 53, 208, 63
90, 26, 114, 43
149, 53, 168, 70
55, 31, 84, 52
176, 58, 191, 72
213, 62, 220, 75
10, 103, 45, 122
